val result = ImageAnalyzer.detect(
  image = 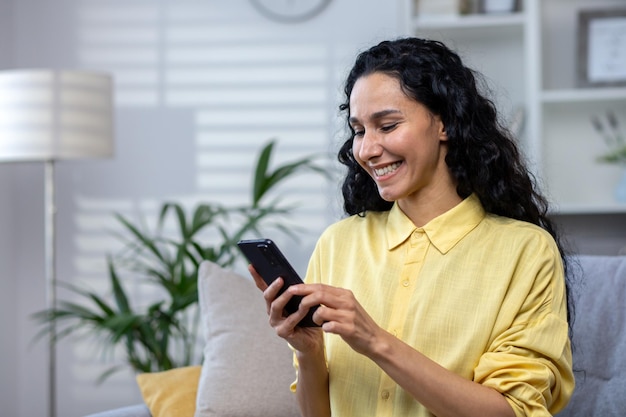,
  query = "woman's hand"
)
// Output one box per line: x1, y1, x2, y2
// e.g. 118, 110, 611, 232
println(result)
248, 265, 331, 417
288, 282, 385, 357
247, 265, 323, 354
248, 264, 383, 356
